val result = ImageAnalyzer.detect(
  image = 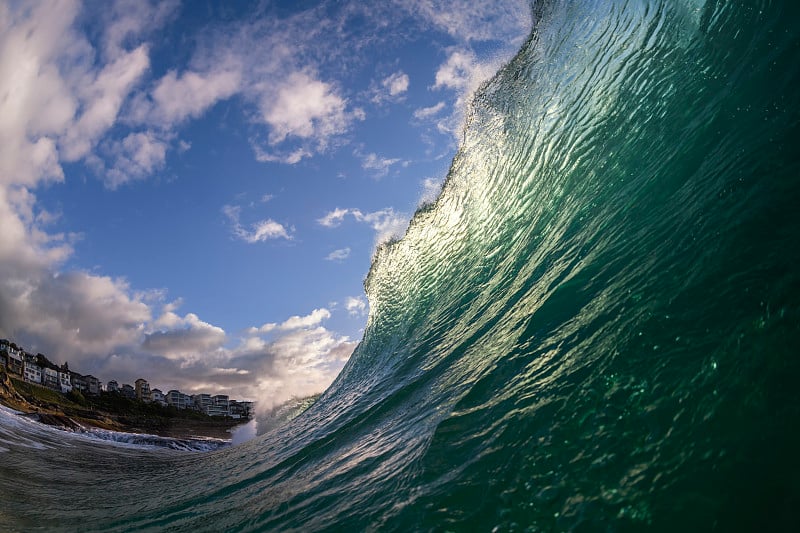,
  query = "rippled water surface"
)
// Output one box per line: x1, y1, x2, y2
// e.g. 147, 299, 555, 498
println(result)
2, 1, 799, 531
